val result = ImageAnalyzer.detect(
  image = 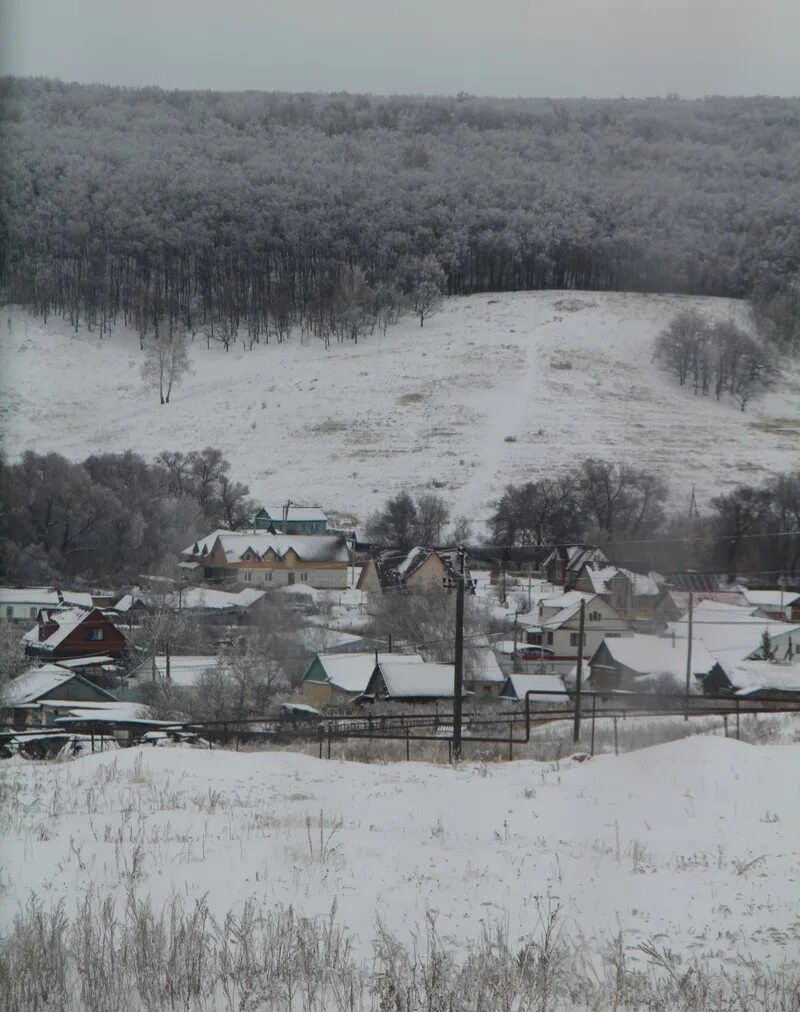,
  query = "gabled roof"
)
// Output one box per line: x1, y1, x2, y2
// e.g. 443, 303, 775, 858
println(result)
165, 587, 266, 610
725, 660, 800, 695
466, 647, 505, 684
0, 588, 61, 607
501, 674, 567, 701
585, 565, 661, 598
258, 505, 328, 523
309, 652, 424, 694
21, 608, 97, 651
543, 545, 609, 573
667, 601, 800, 668
591, 634, 717, 679
742, 589, 800, 610
539, 592, 605, 629
373, 661, 461, 699
0, 665, 117, 706
658, 589, 747, 611
184, 530, 349, 564
362, 547, 470, 591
